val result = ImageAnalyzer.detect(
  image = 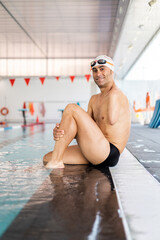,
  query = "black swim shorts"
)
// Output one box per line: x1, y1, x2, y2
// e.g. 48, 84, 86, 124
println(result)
95, 143, 120, 168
